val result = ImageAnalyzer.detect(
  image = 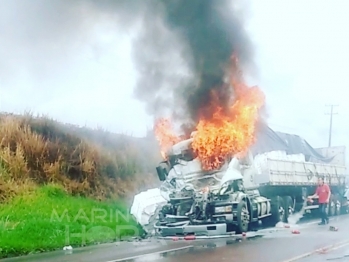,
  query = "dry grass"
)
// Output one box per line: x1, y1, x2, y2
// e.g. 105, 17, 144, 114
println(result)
0, 112, 161, 202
